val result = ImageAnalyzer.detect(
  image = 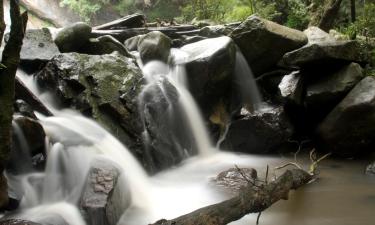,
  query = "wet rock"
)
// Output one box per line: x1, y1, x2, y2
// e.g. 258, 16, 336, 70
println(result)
138, 77, 194, 171
366, 162, 375, 175
14, 100, 37, 119
316, 76, 375, 156
54, 22, 92, 53
35, 52, 145, 164
0, 220, 42, 225
256, 69, 291, 102
180, 36, 236, 116
80, 35, 131, 57
281, 40, 367, 68
220, 104, 293, 153
0, 174, 8, 210
305, 63, 364, 112
19, 28, 60, 72
138, 31, 172, 64
124, 35, 143, 51
81, 159, 130, 225
230, 15, 307, 76
12, 116, 45, 157
278, 71, 304, 105
34, 52, 183, 172
213, 167, 257, 194
8, 116, 46, 174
